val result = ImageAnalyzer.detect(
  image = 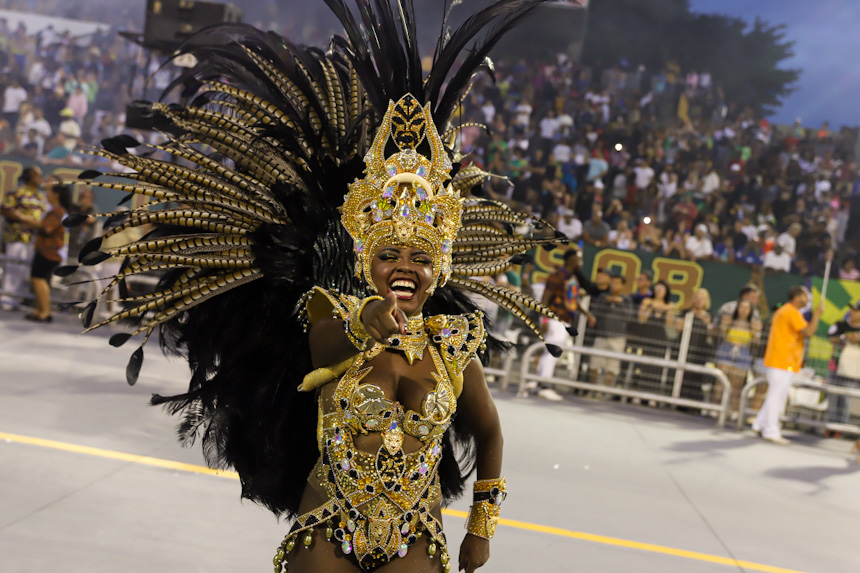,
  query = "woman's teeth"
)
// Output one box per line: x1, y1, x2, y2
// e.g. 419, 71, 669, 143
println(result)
390, 279, 417, 298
